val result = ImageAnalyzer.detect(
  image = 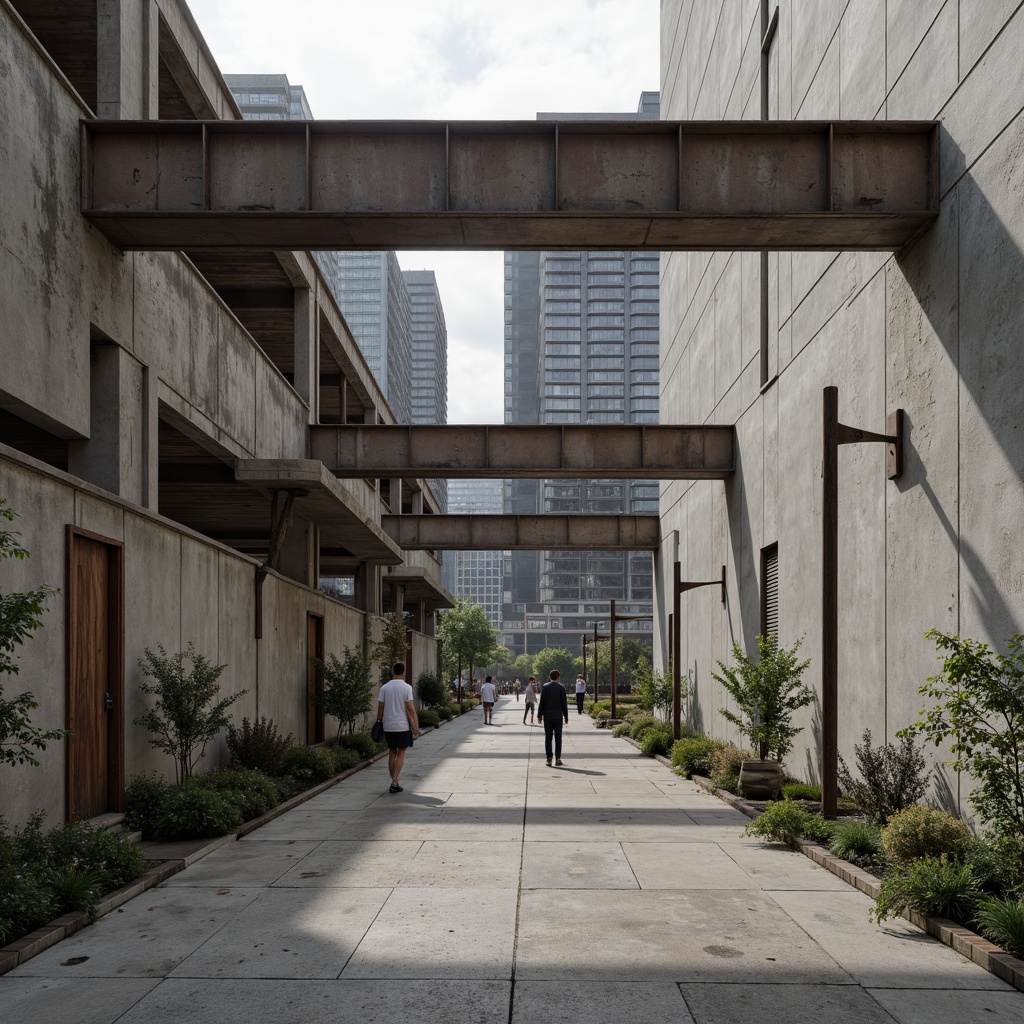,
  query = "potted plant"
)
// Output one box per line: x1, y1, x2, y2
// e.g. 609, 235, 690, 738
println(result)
713, 634, 813, 799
